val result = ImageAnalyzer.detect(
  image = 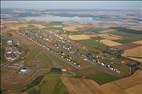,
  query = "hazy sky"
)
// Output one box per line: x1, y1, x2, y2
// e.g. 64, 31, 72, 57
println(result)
1, 1, 142, 10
